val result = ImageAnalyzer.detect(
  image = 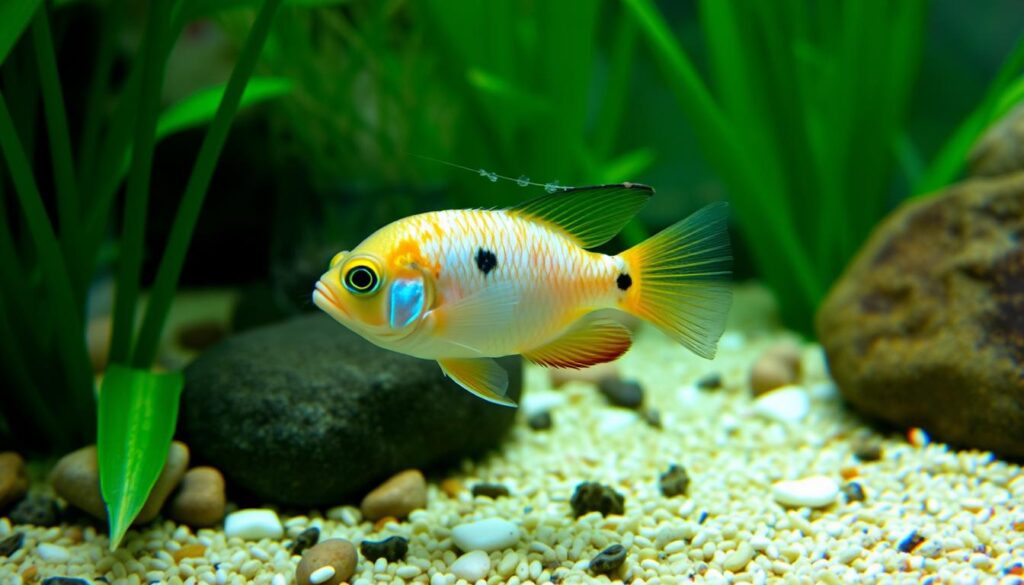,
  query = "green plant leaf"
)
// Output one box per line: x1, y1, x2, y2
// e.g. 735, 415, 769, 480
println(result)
0, 0, 41, 66
98, 365, 183, 550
